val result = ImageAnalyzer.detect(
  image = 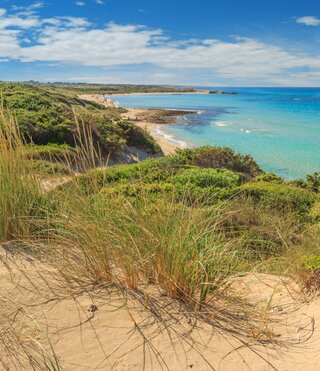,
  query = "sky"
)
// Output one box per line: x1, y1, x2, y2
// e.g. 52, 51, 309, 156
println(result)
0, 0, 320, 86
